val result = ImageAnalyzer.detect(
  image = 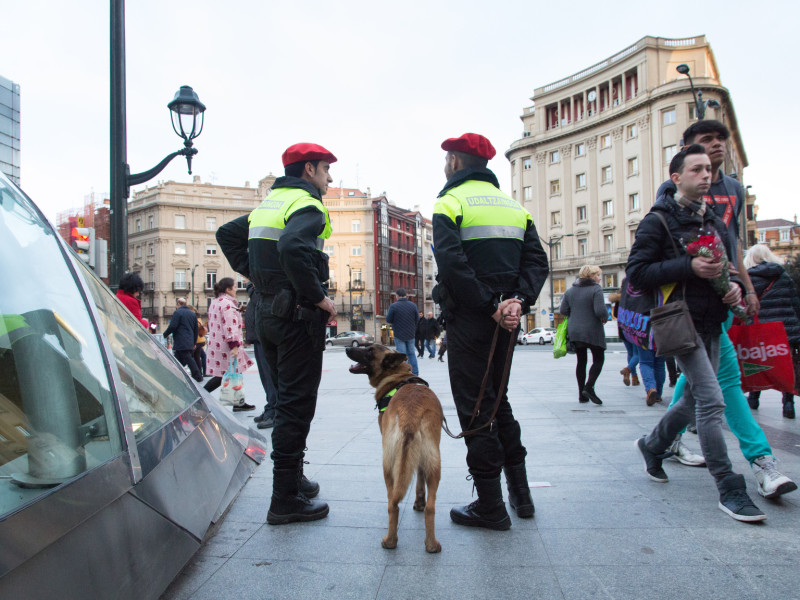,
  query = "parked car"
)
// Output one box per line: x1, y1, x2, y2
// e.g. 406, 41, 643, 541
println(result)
326, 331, 375, 347
520, 328, 554, 345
